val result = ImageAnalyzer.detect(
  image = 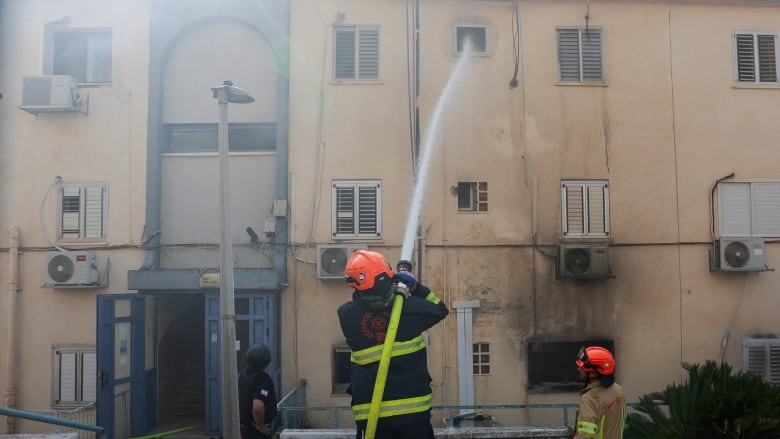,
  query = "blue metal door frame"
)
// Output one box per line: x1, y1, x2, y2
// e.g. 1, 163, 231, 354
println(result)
205, 291, 277, 435
97, 294, 156, 439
